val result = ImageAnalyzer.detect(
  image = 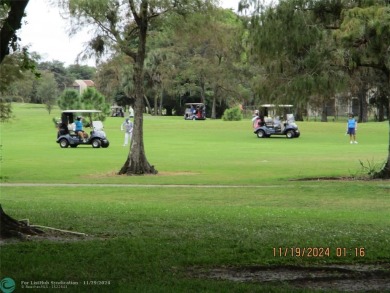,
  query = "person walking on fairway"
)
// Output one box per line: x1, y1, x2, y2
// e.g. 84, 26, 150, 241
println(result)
121, 118, 133, 146
347, 114, 358, 144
